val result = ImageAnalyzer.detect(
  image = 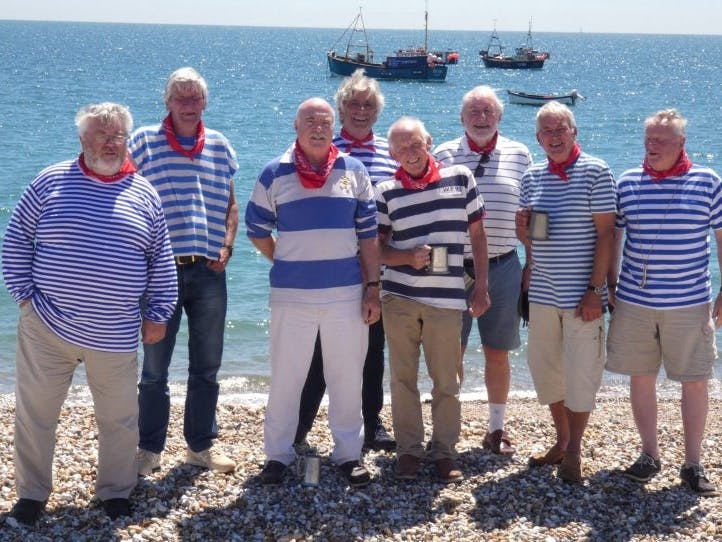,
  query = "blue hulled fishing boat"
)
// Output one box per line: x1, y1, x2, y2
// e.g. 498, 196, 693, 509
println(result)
327, 8, 452, 82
